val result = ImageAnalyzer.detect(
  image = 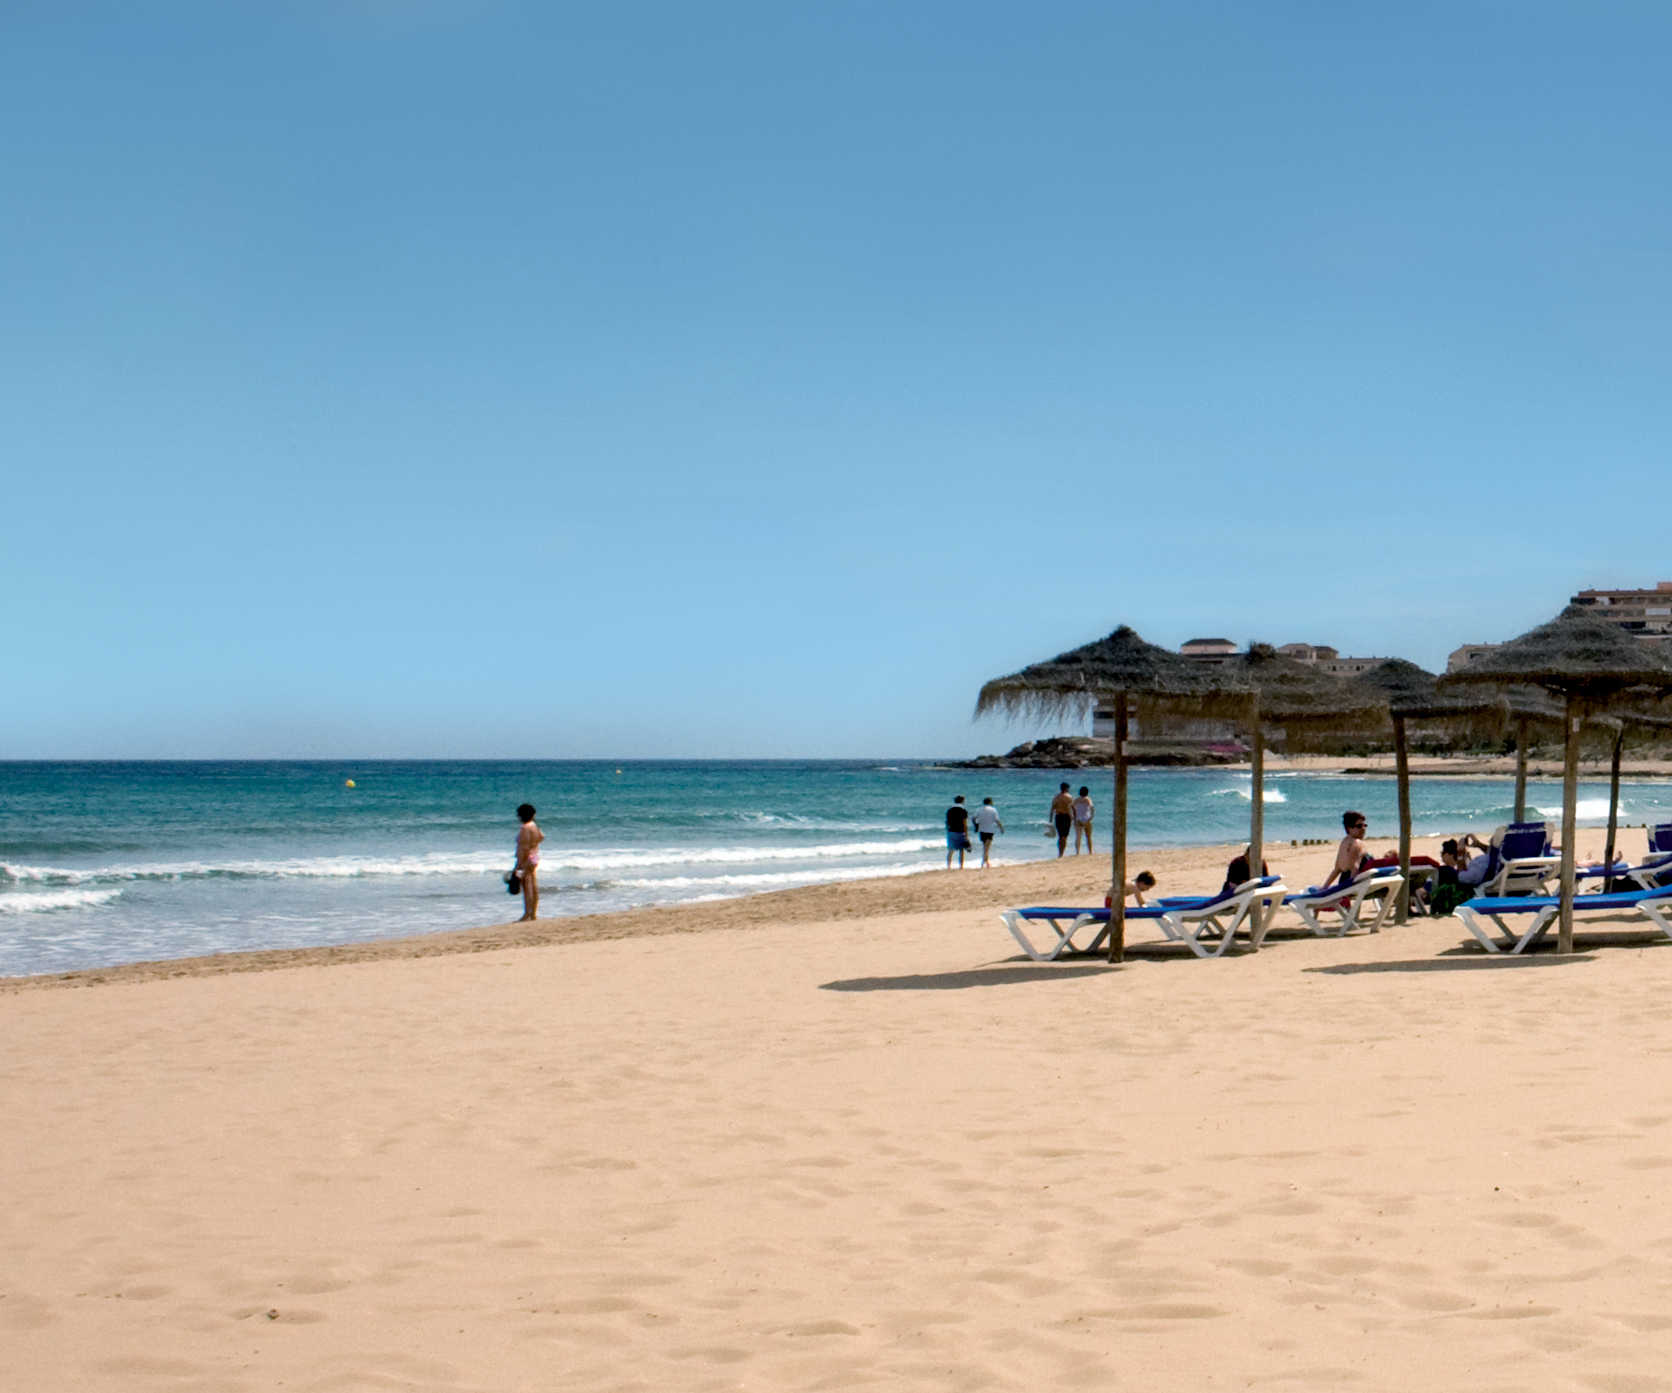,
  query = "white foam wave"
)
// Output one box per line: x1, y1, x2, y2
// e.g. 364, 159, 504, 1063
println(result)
1, 851, 511, 885
730, 813, 926, 832
611, 862, 934, 893
1534, 799, 1615, 821
0, 838, 945, 888
0, 887, 123, 915
1206, 786, 1288, 804
548, 839, 942, 872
